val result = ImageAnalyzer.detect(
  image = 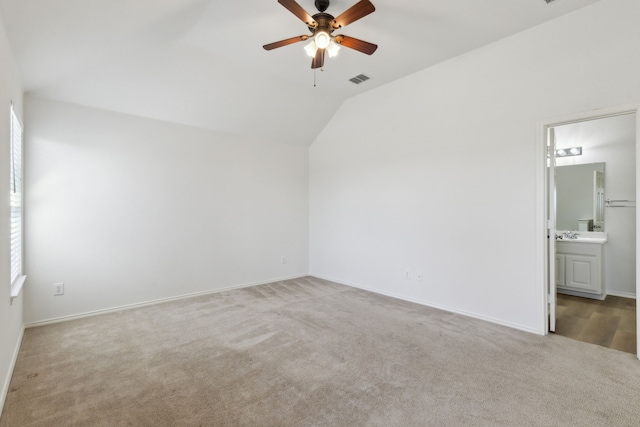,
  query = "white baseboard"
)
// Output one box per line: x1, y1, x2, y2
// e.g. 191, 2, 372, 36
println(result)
1, 325, 24, 417
557, 288, 606, 300
310, 274, 541, 335
25, 275, 307, 329
605, 290, 636, 299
